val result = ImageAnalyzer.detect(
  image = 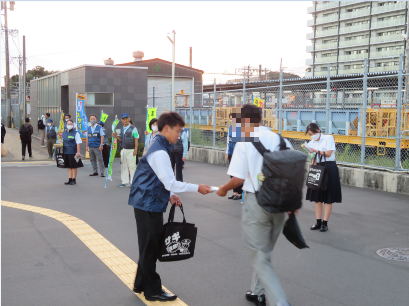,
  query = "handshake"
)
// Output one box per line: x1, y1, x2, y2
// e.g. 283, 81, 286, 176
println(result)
198, 185, 216, 195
